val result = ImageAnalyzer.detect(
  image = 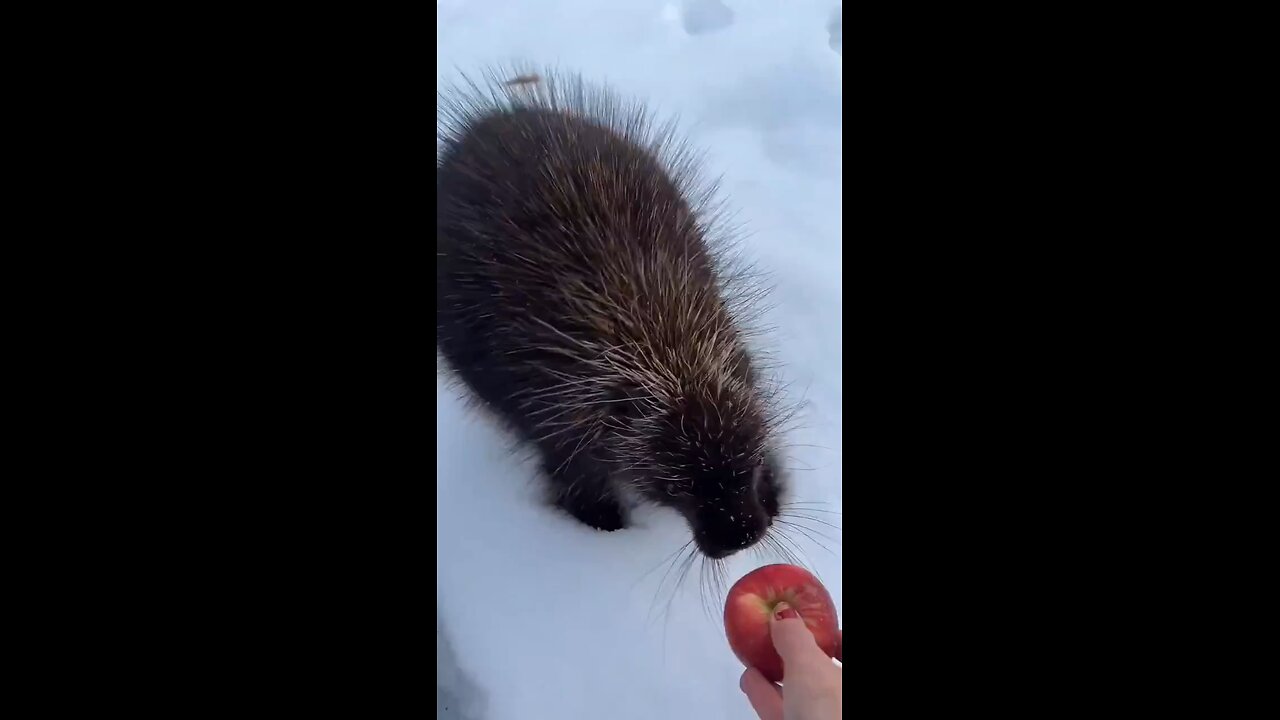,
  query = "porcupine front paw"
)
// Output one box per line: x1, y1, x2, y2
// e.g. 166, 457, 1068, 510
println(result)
541, 443, 628, 531
556, 489, 628, 532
